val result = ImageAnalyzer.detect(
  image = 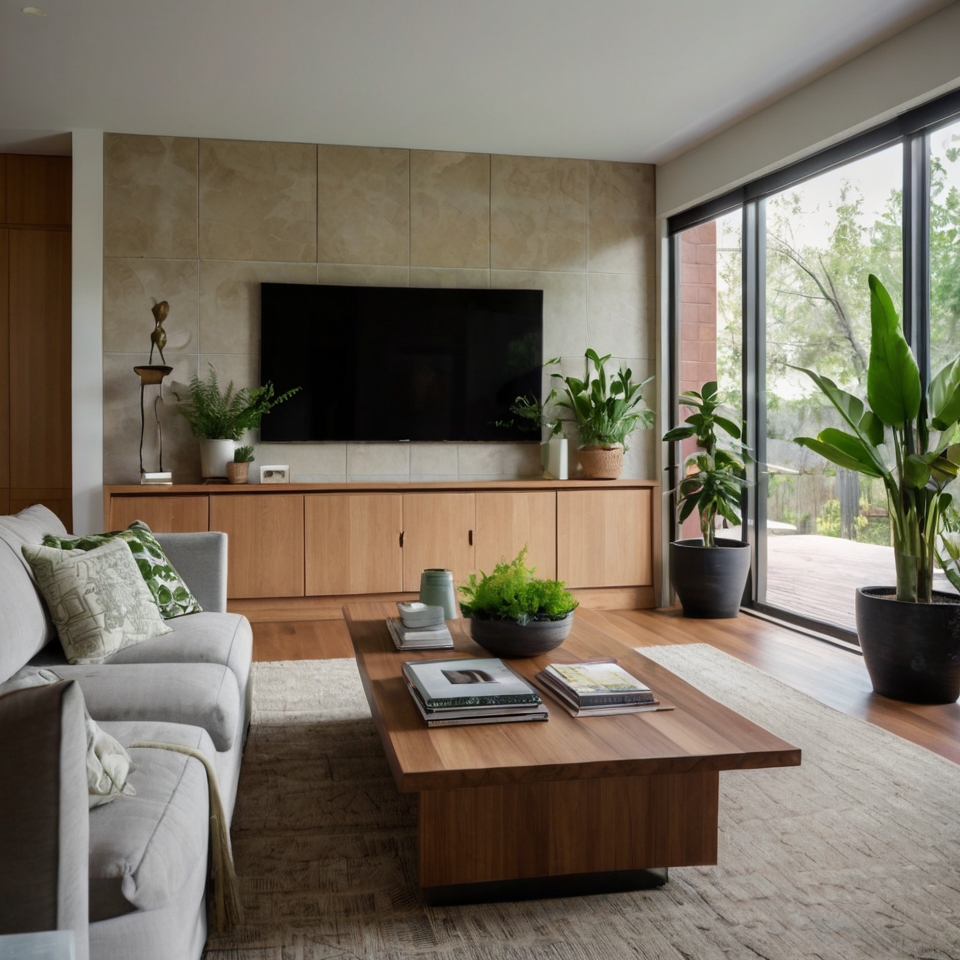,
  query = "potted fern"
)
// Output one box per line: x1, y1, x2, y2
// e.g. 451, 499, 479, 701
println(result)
459, 547, 579, 658
175, 365, 299, 479
662, 380, 750, 618
794, 274, 960, 703
551, 349, 654, 479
